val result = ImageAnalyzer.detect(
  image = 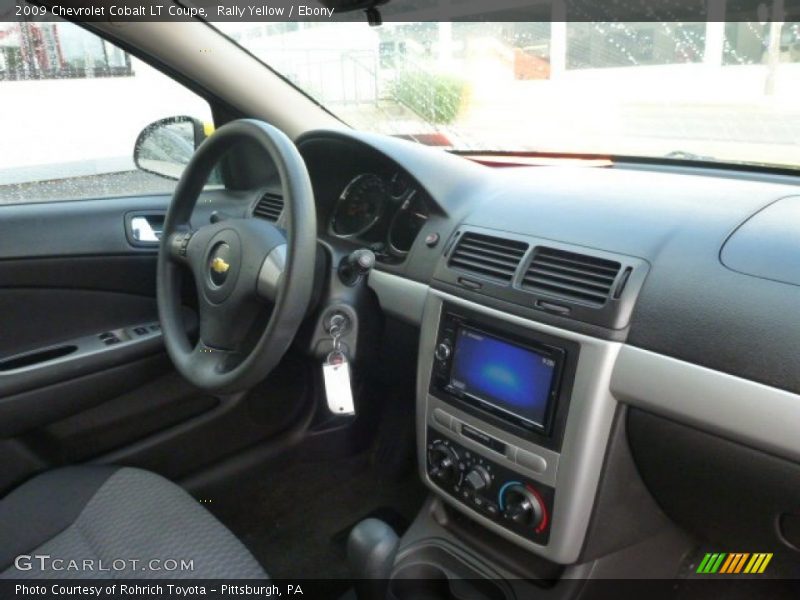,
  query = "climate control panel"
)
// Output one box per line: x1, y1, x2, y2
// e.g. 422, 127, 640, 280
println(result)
426, 428, 554, 544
